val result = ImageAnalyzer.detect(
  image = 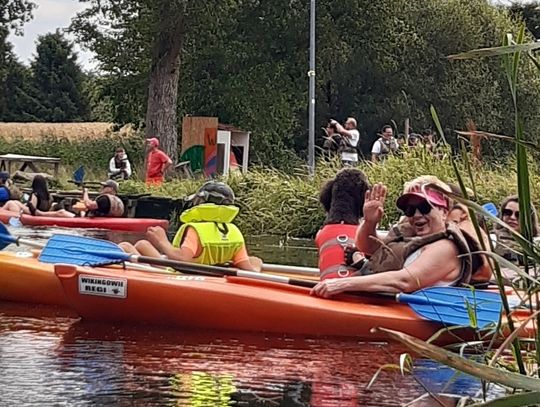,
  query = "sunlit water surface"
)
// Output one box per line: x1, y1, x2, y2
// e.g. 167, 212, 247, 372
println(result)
0, 225, 498, 406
